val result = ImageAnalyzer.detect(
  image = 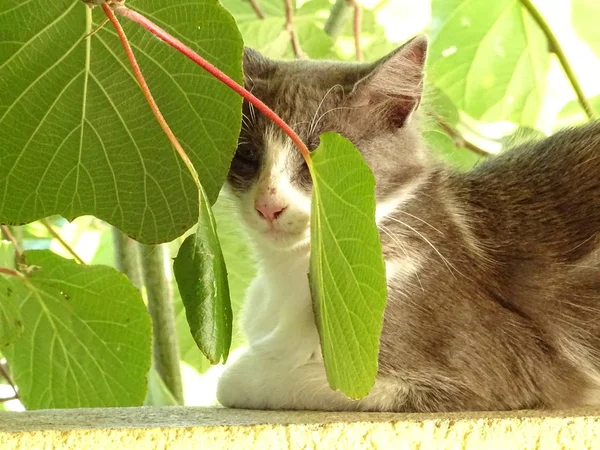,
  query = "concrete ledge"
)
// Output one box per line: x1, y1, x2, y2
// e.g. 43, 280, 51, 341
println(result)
1, 407, 600, 449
